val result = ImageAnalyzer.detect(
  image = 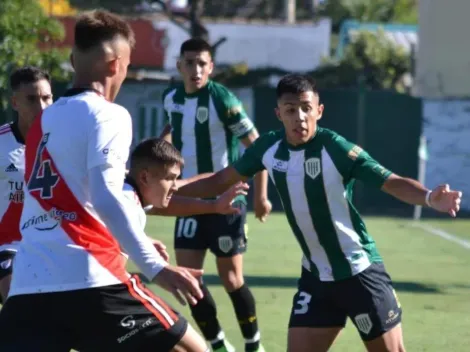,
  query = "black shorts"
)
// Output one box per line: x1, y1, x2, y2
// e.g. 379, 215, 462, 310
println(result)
0, 275, 188, 351
174, 200, 247, 257
0, 250, 15, 280
288, 262, 402, 341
